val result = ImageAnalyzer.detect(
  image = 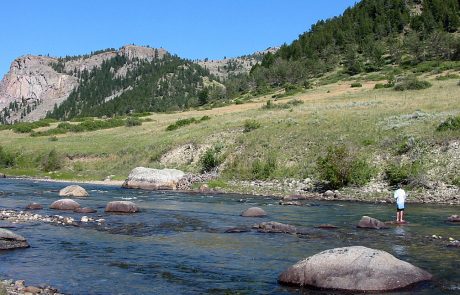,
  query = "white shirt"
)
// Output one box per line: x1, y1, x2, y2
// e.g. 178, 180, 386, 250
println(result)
394, 188, 406, 208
